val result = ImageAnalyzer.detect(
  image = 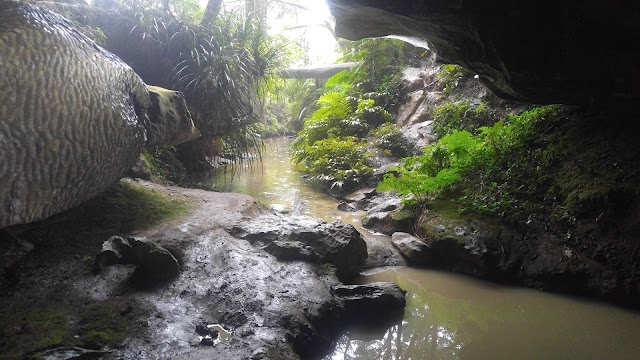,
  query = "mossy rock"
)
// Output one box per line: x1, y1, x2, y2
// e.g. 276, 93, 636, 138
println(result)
76, 302, 130, 349
0, 299, 149, 359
